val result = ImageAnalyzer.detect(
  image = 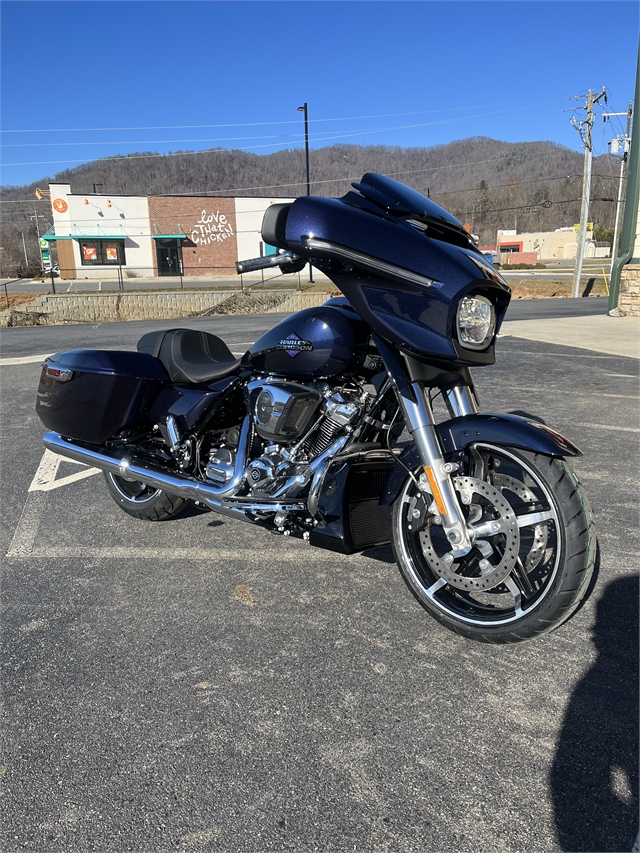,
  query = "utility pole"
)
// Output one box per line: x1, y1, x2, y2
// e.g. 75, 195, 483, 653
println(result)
30, 208, 46, 269
604, 102, 633, 277
297, 102, 313, 283
30, 208, 45, 240
571, 88, 607, 298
